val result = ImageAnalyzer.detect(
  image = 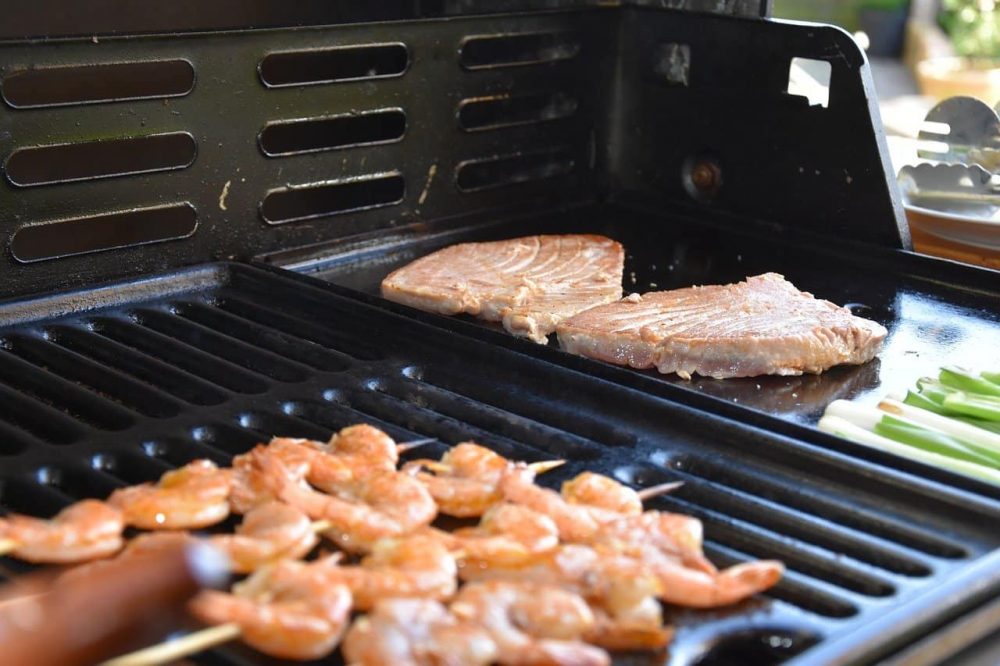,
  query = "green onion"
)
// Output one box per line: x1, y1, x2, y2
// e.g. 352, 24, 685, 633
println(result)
942, 391, 1000, 423
916, 379, 959, 406
939, 367, 1000, 398
903, 390, 948, 415
818, 415, 1000, 486
983, 371, 1000, 385
958, 418, 1000, 435
874, 417, 1000, 467
878, 398, 1000, 456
